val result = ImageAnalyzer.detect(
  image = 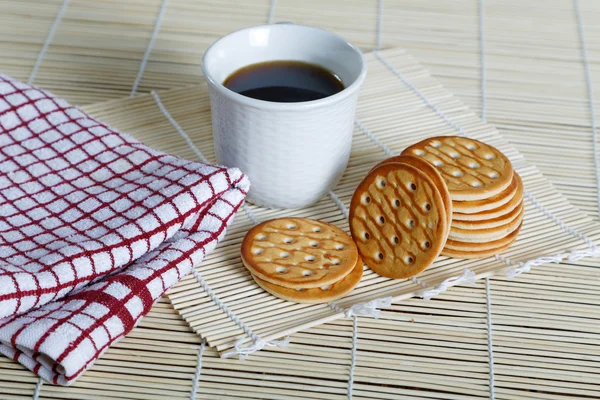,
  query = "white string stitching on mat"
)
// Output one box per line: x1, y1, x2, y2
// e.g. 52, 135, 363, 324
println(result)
130, 0, 169, 97
479, 0, 487, 123
328, 184, 386, 400
485, 278, 496, 400
267, 0, 276, 24
153, 90, 289, 359
355, 119, 395, 157
193, 269, 290, 359
375, 0, 384, 51
523, 191, 598, 251
152, 91, 210, 164
418, 268, 476, 300
190, 339, 206, 400
410, 275, 429, 289
496, 248, 600, 279
242, 203, 259, 225
574, 0, 600, 216
347, 316, 358, 400
479, 5, 495, 399
329, 297, 392, 319
32, 377, 43, 400
373, 50, 600, 277
328, 191, 350, 218
28, 0, 71, 85
373, 52, 469, 138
